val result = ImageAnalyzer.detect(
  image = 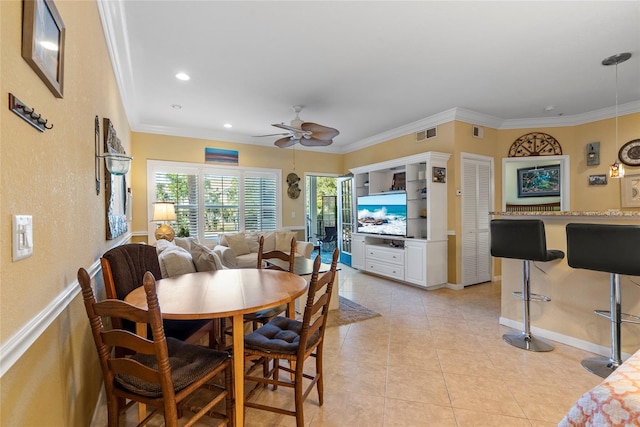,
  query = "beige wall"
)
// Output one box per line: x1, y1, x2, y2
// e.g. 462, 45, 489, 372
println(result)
1, 1, 639, 424
130, 132, 344, 239
1, 1, 130, 425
